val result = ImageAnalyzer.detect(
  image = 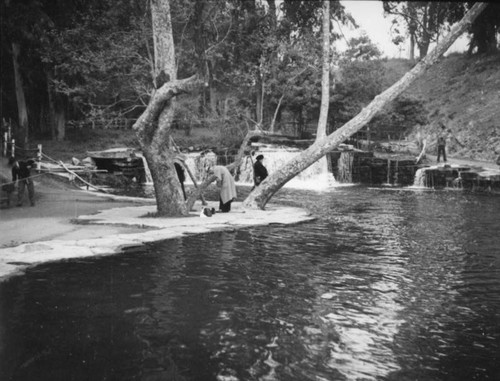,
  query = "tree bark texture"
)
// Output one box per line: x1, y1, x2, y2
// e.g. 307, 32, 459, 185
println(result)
151, 0, 176, 83
316, 0, 330, 140
46, 71, 57, 141
12, 43, 29, 147
55, 104, 66, 141
242, 2, 488, 210
134, 75, 203, 216
47, 70, 67, 142
134, 0, 203, 216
